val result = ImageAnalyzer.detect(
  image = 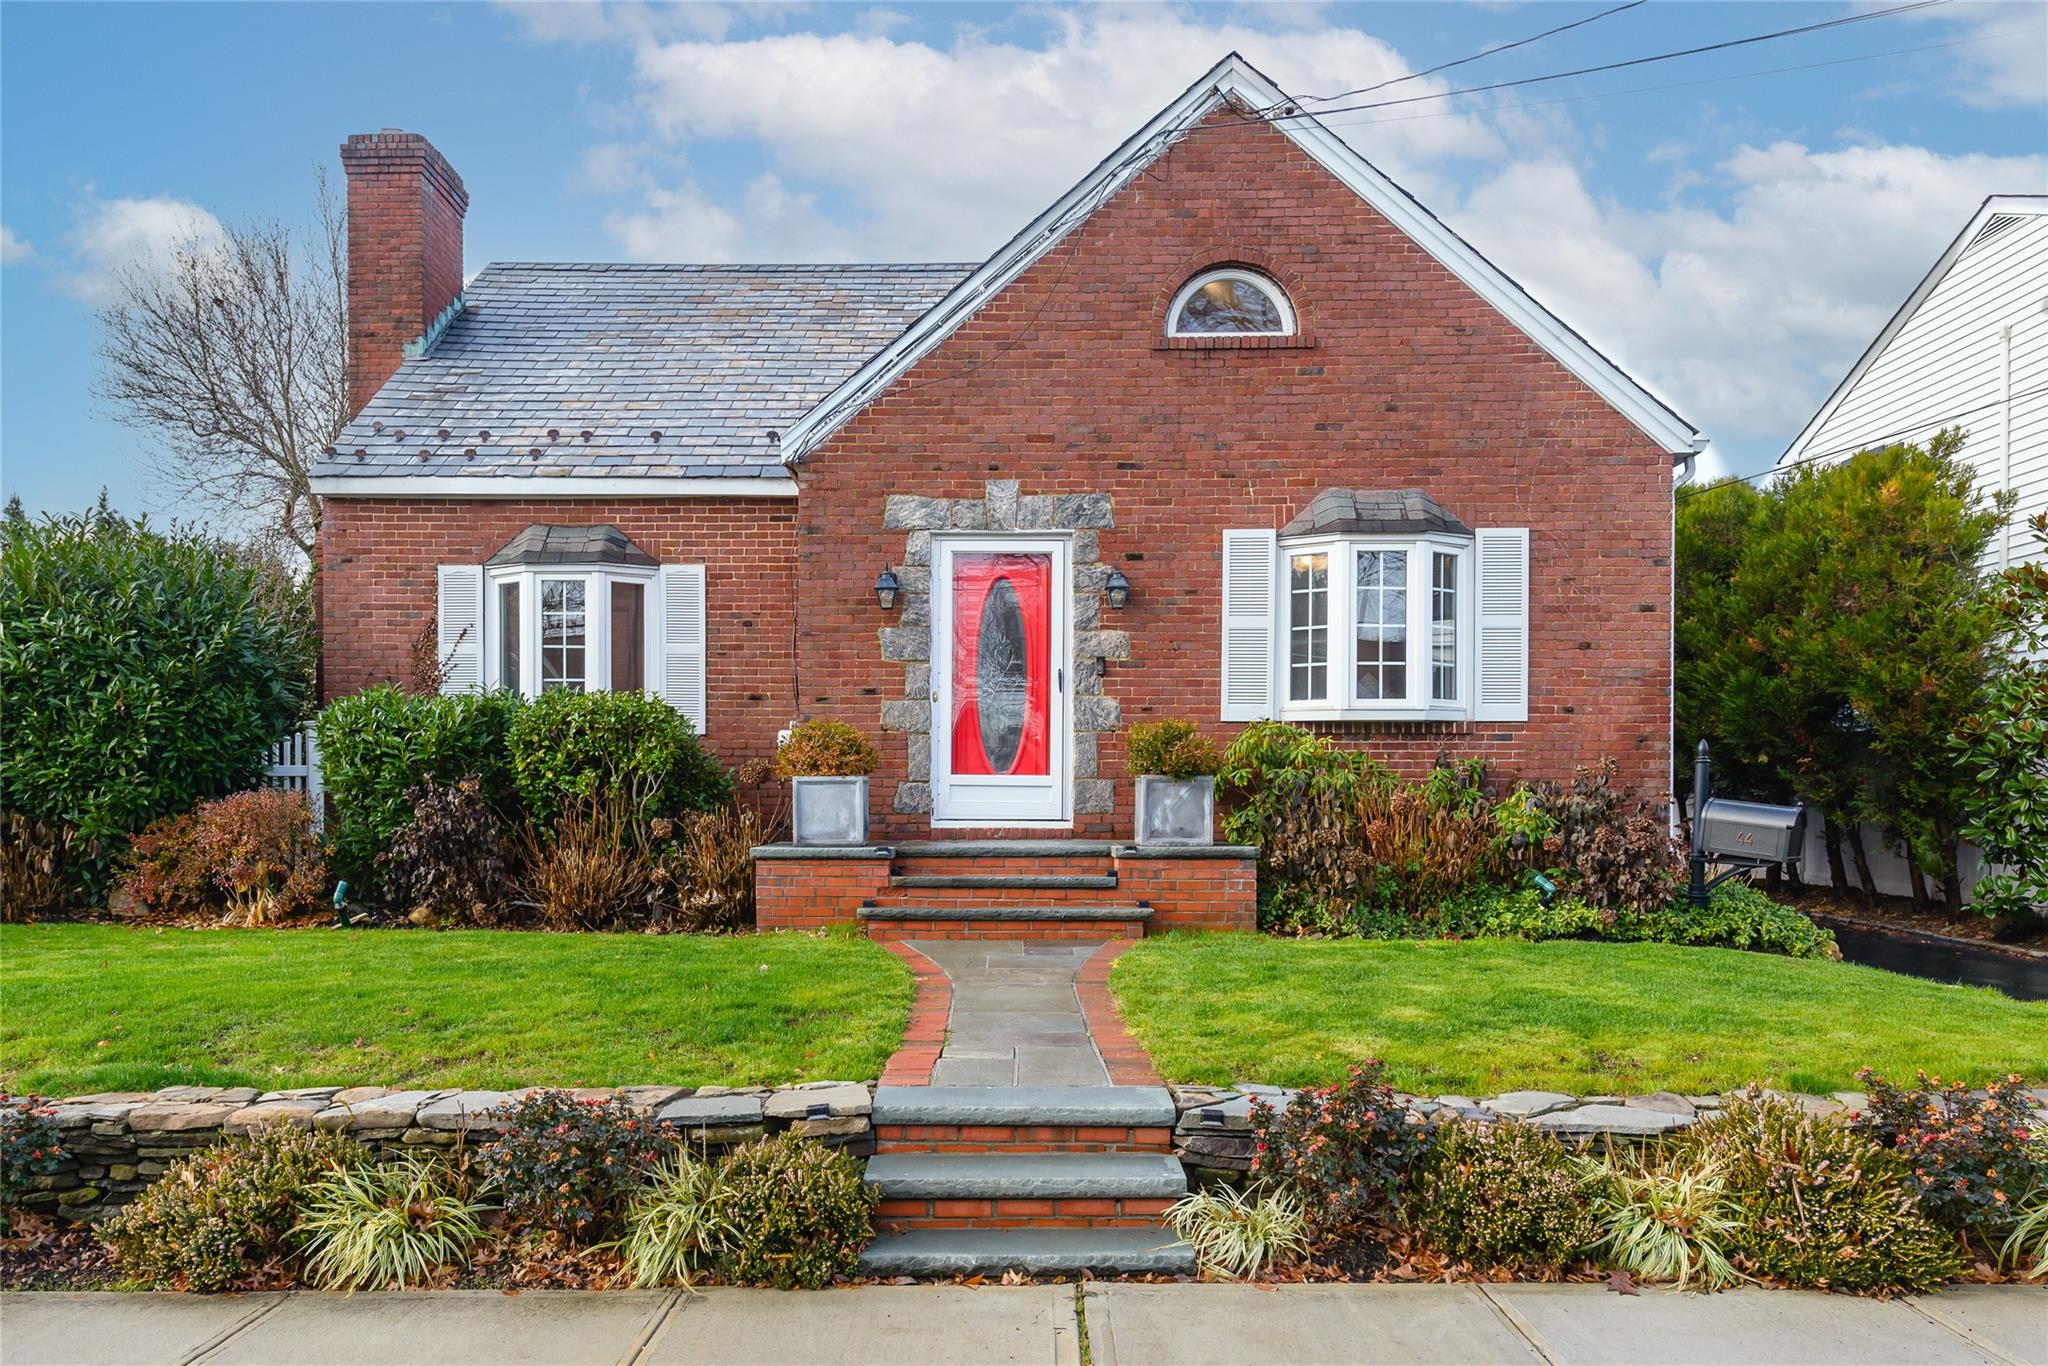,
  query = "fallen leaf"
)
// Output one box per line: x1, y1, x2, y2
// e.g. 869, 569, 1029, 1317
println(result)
1606, 1269, 1639, 1296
